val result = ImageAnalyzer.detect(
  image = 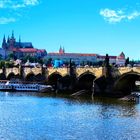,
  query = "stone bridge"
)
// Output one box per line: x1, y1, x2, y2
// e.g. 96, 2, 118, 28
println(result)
111, 67, 140, 95
1, 66, 140, 95
0, 66, 104, 80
